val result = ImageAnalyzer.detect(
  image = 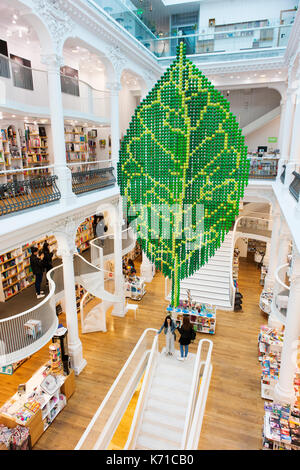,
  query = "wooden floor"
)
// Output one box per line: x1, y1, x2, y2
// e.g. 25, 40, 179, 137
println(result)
0, 255, 266, 450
